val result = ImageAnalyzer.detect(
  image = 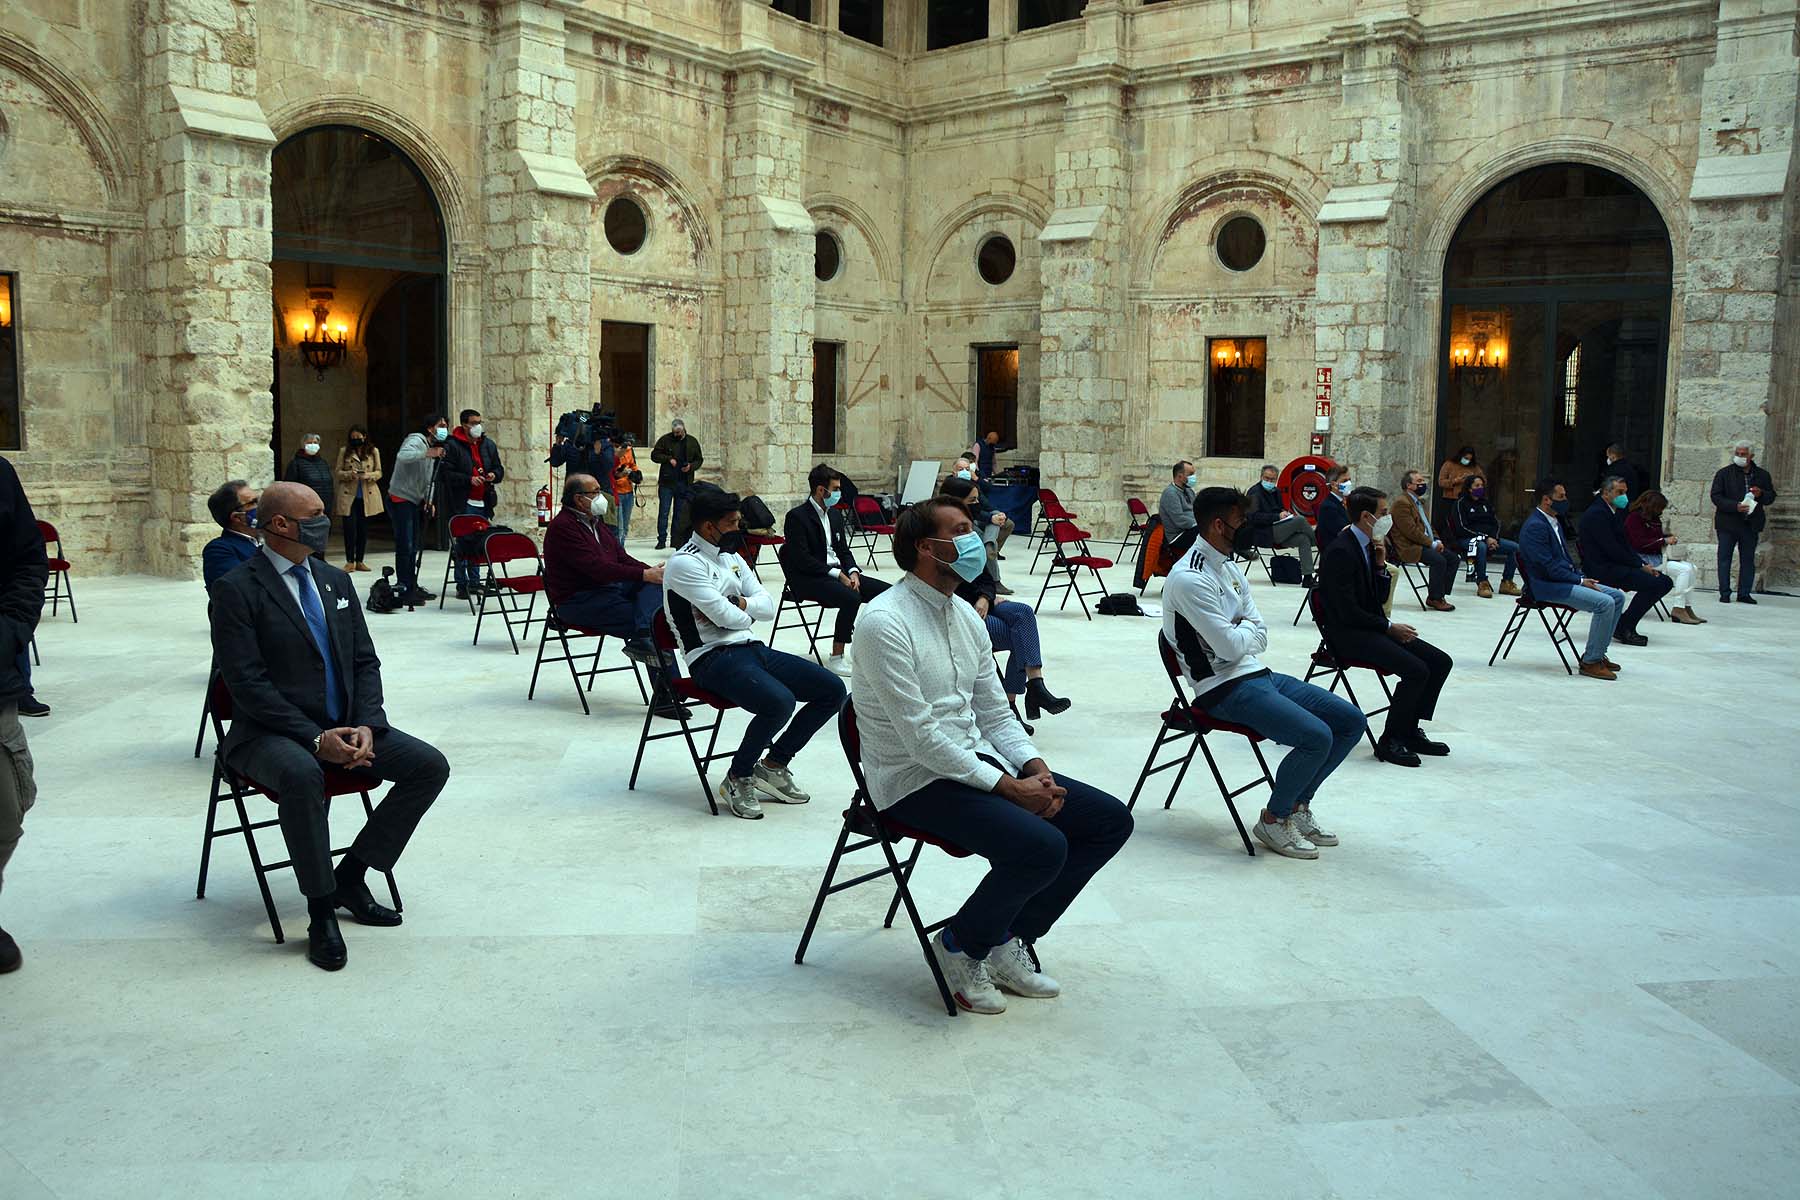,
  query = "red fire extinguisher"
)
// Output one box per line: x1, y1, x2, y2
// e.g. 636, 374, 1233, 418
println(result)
535, 484, 552, 527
